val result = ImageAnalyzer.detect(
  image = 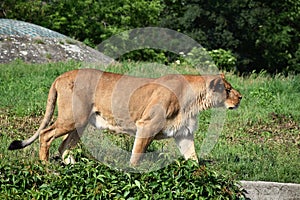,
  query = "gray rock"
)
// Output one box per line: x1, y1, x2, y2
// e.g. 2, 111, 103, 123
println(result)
0, 35, 113, 65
